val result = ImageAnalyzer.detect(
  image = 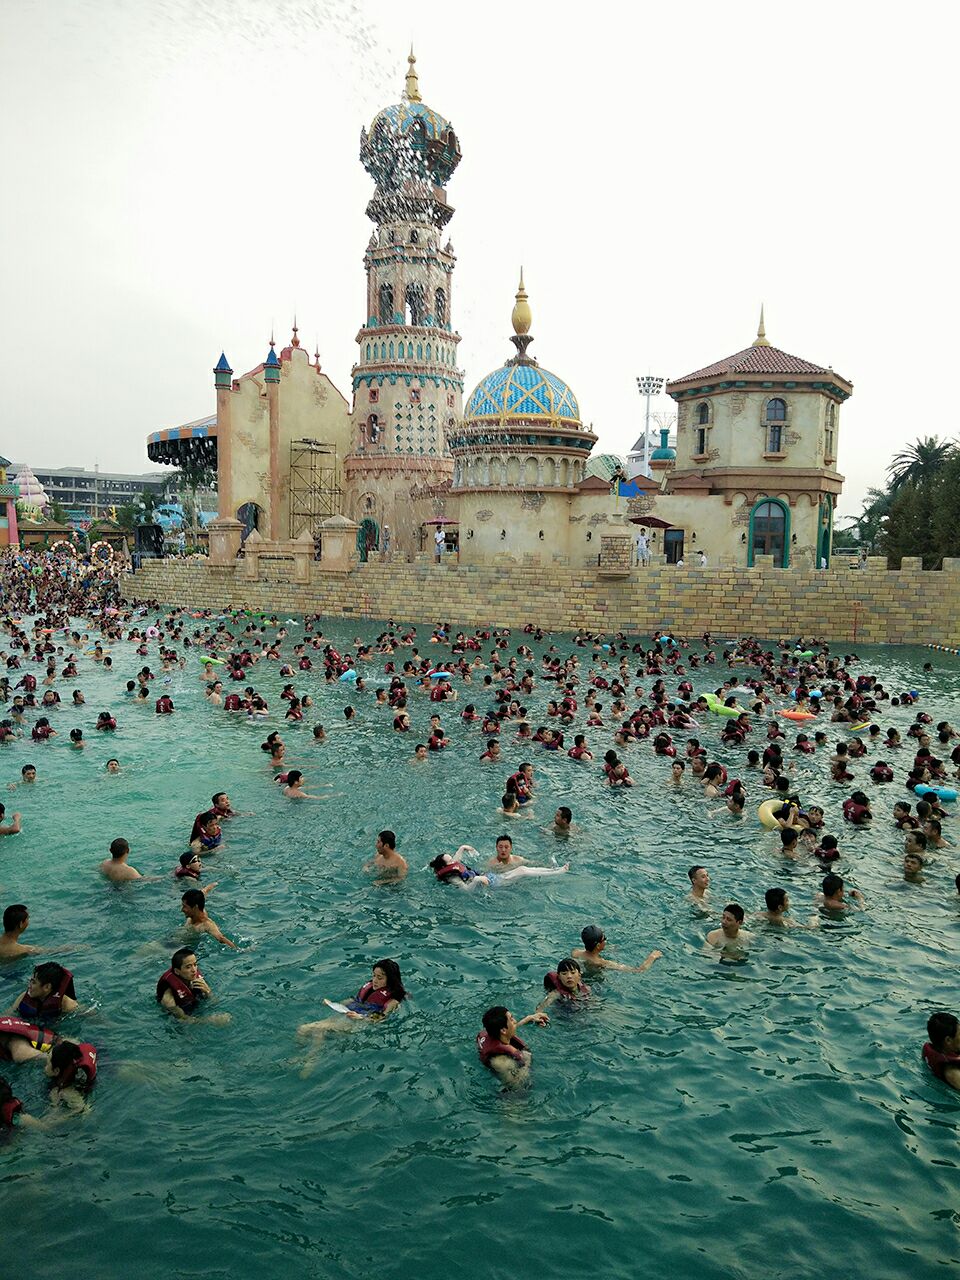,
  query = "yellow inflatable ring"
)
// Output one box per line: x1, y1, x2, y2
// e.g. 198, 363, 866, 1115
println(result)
758, 798, 789, 829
